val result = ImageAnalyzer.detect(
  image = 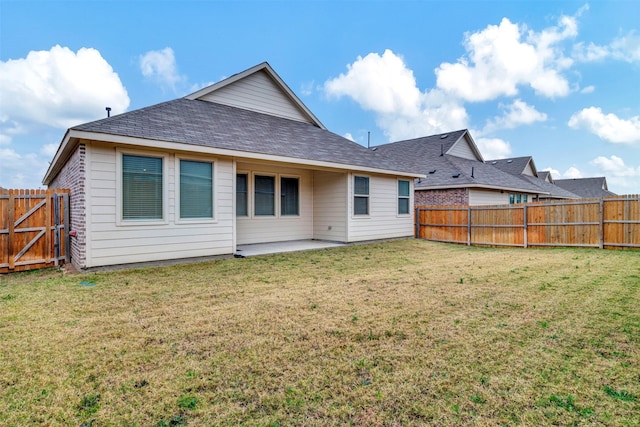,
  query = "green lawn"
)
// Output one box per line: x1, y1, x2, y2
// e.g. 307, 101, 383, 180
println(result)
1, 239, 638, 426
